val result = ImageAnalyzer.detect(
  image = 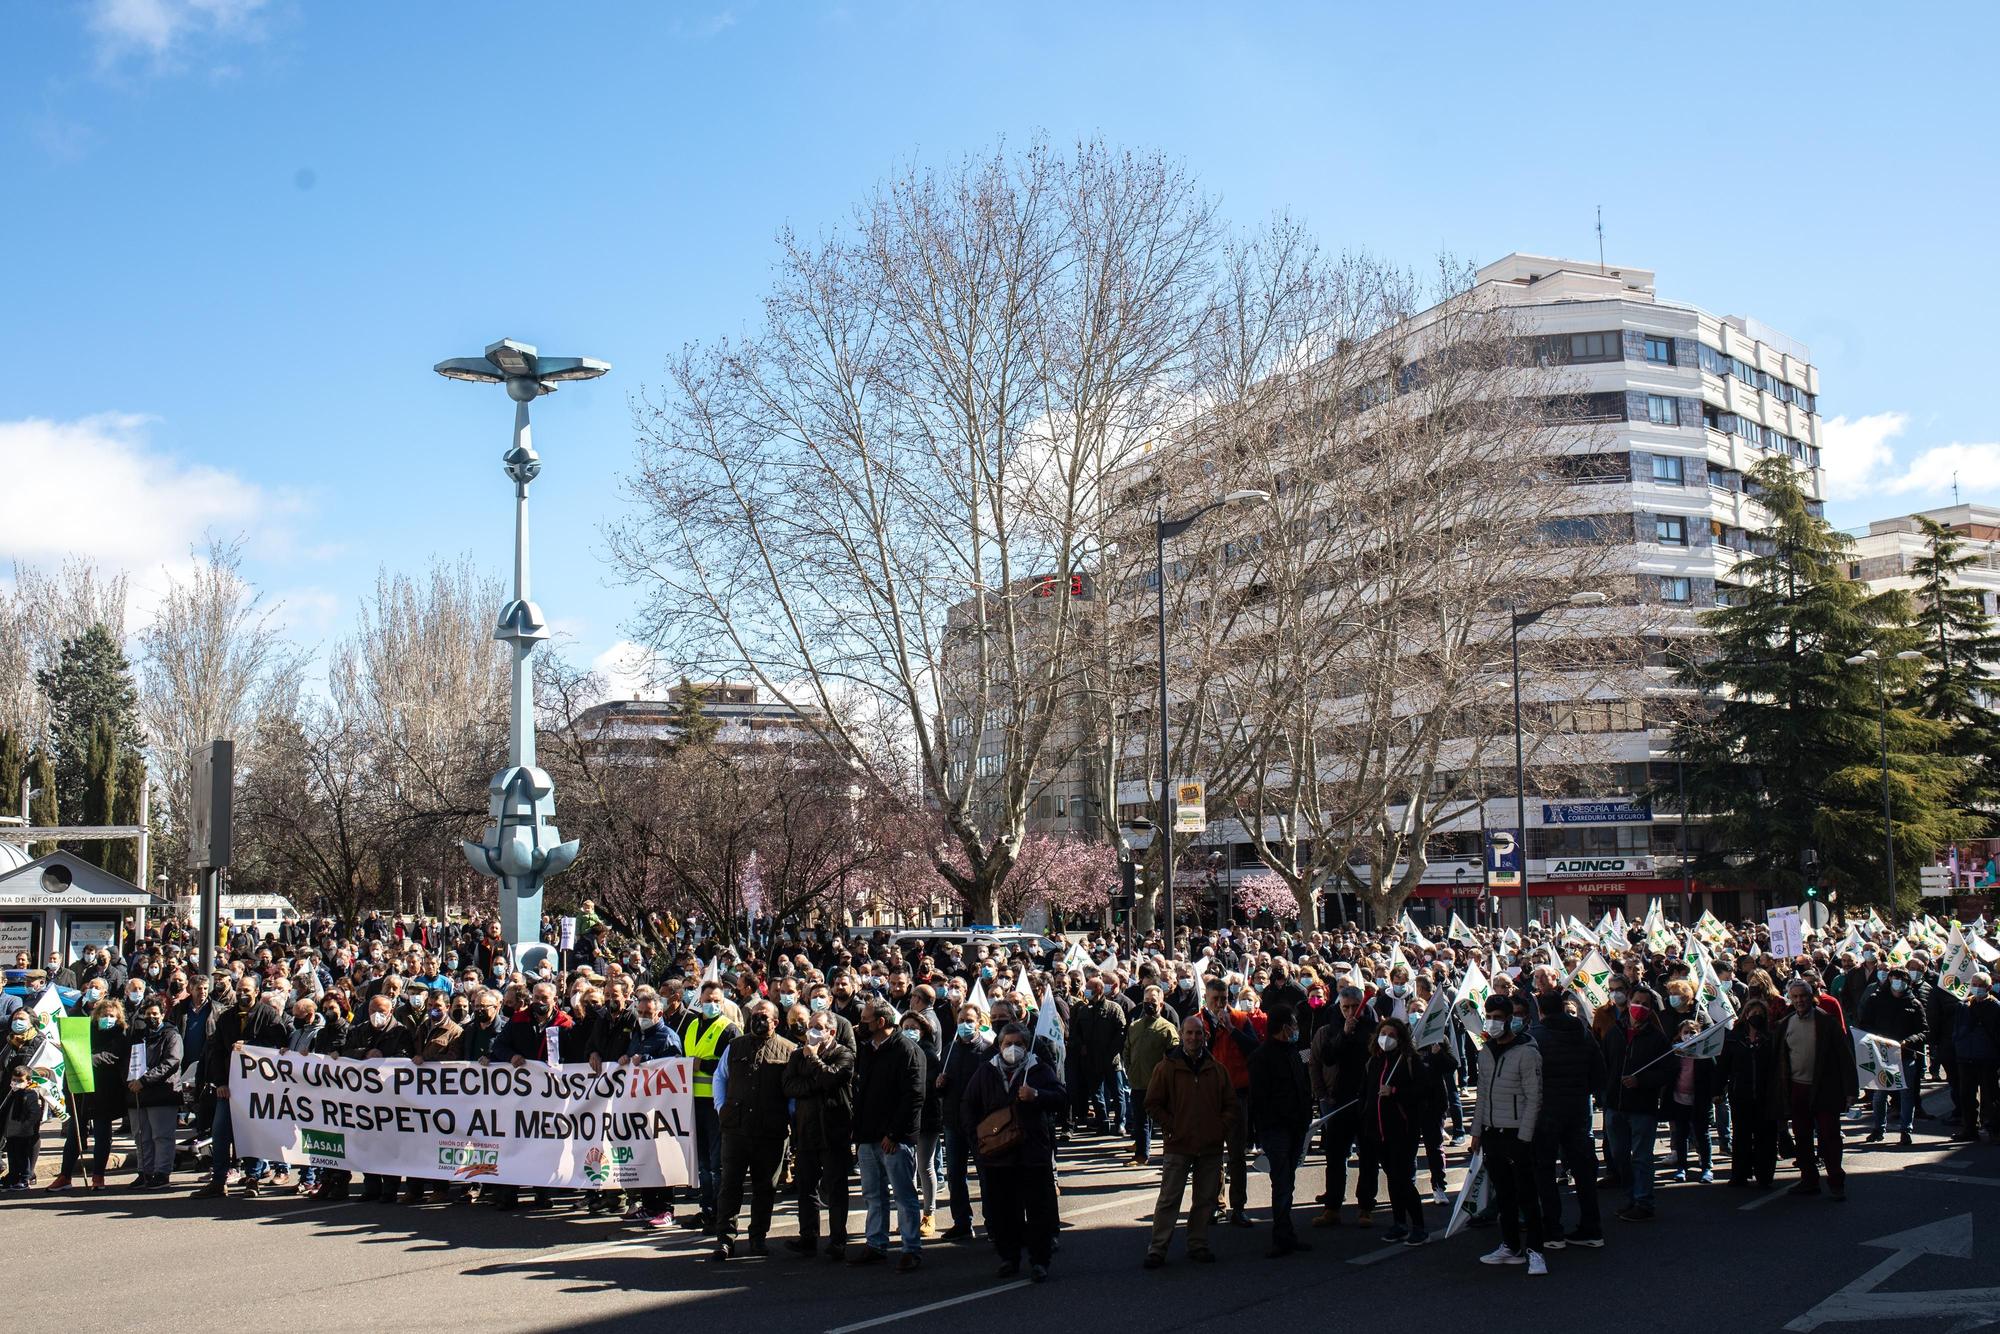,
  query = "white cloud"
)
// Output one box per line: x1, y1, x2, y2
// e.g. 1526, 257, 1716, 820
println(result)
1820, 412, 1907, 501
88, 0, 266, 64
1821, 410, 2000, 505
590, 640, 668, 701
0, 414, 298, 629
